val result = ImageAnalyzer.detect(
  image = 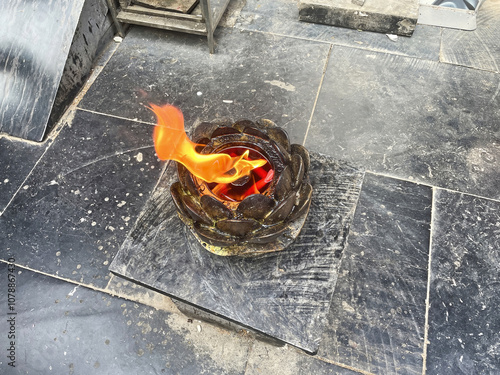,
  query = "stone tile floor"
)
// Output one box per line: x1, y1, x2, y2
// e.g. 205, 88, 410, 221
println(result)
1, 0, 499, 373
